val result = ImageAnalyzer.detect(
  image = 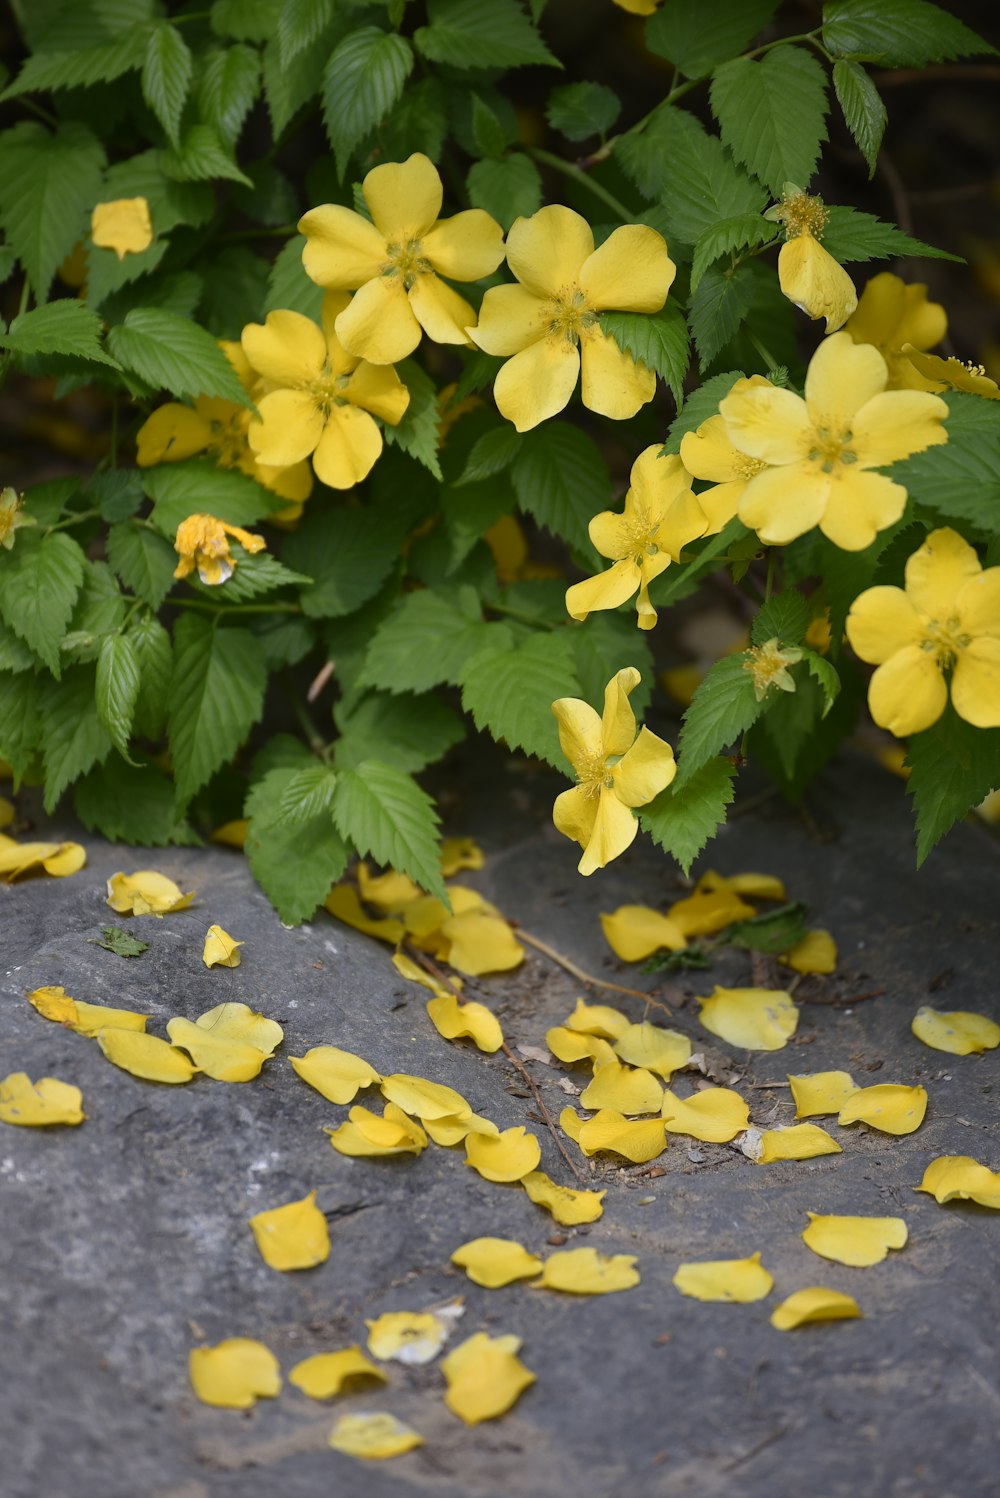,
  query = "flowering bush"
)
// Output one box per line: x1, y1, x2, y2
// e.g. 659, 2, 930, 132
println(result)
1, 0, 997, 920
